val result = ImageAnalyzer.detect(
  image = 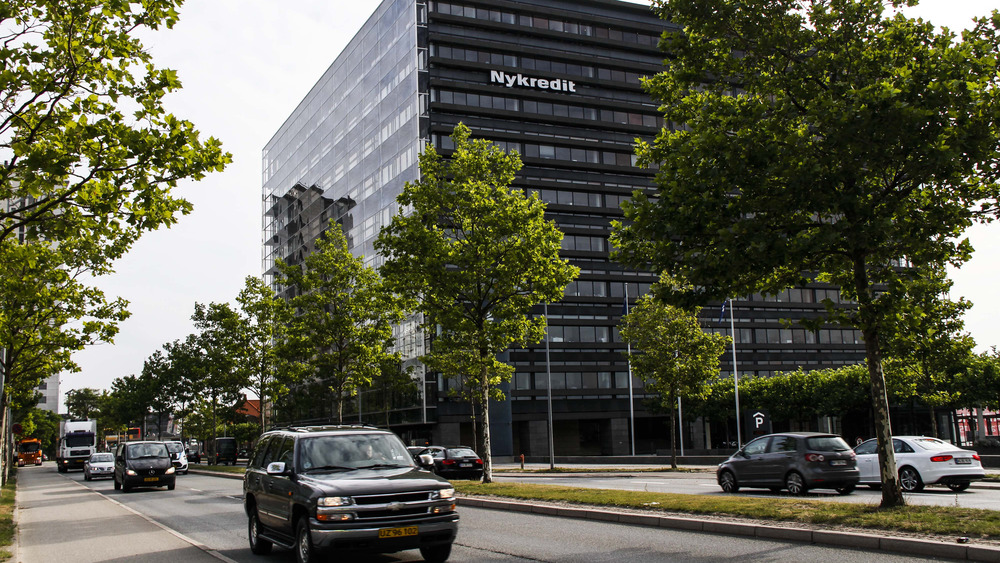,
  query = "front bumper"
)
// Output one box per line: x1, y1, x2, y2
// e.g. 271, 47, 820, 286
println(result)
309, 515, 459, 552
123, 474, 176, 488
